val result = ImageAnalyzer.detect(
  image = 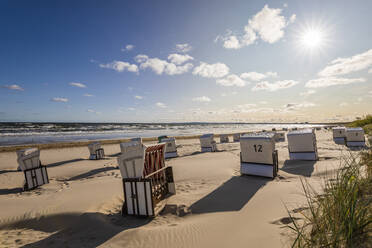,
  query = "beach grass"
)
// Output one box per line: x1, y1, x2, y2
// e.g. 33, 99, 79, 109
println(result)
347, 115, 372, 135
288, 149, 372, 247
